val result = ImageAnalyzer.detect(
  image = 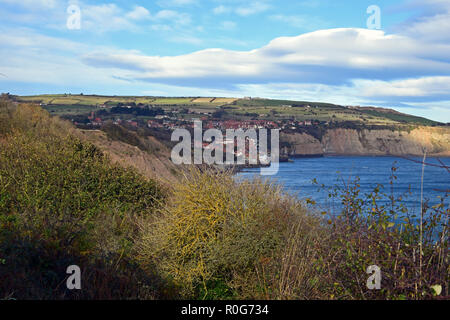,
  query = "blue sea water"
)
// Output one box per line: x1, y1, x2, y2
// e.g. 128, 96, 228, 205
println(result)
237, 156, 449, 216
